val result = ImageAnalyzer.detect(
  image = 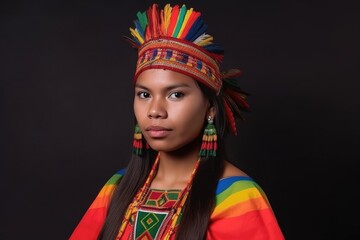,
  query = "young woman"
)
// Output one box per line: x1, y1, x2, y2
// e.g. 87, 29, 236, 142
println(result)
70, 3, 284, 240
